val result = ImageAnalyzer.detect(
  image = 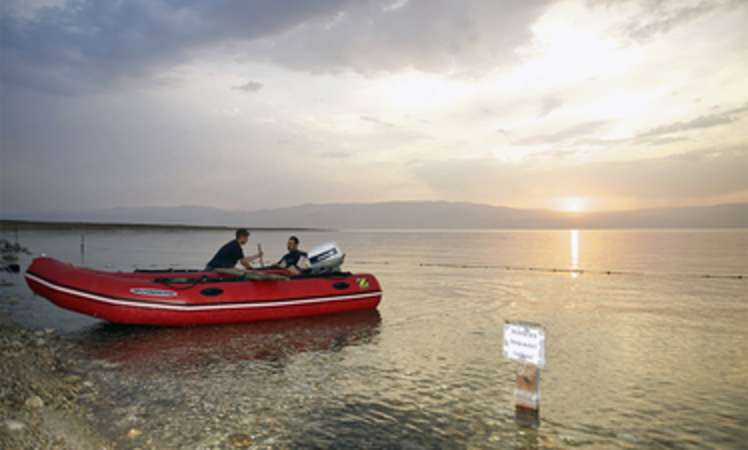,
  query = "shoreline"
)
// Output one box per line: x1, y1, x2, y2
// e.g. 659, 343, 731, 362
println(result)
0, 289, 112, 449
